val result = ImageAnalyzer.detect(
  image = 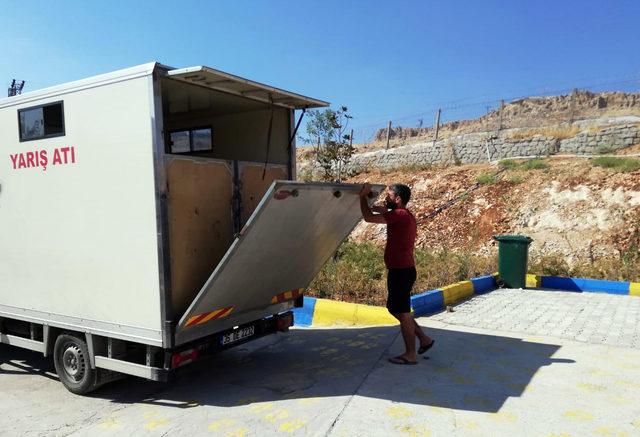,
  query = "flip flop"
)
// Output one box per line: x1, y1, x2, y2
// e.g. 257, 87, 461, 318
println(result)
418, 339, 435, 355
388, 356, 418, 365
